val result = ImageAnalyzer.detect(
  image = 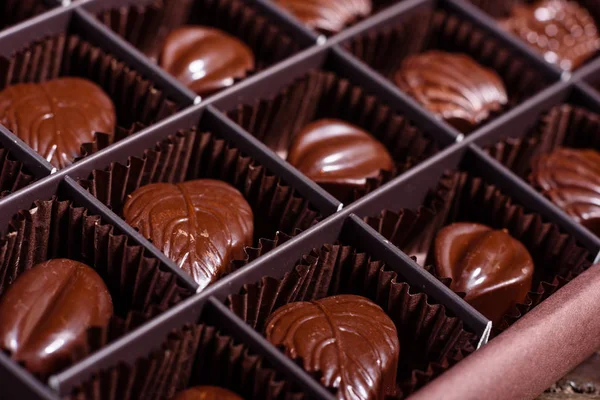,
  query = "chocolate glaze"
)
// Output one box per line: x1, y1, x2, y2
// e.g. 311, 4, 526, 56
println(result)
530, 147, 600, 236
275, 0, 372, 34
265, 294, 399, 400
0, 259, 113, 376
123, 179, 254, 290
172, 386, 243, 400
0, 78, 116, 169
394, 51, 508, 132
286, 119, 394, 200
501, 0, 600, 71
434, 223, 534, 324
159, 26, 255, 97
